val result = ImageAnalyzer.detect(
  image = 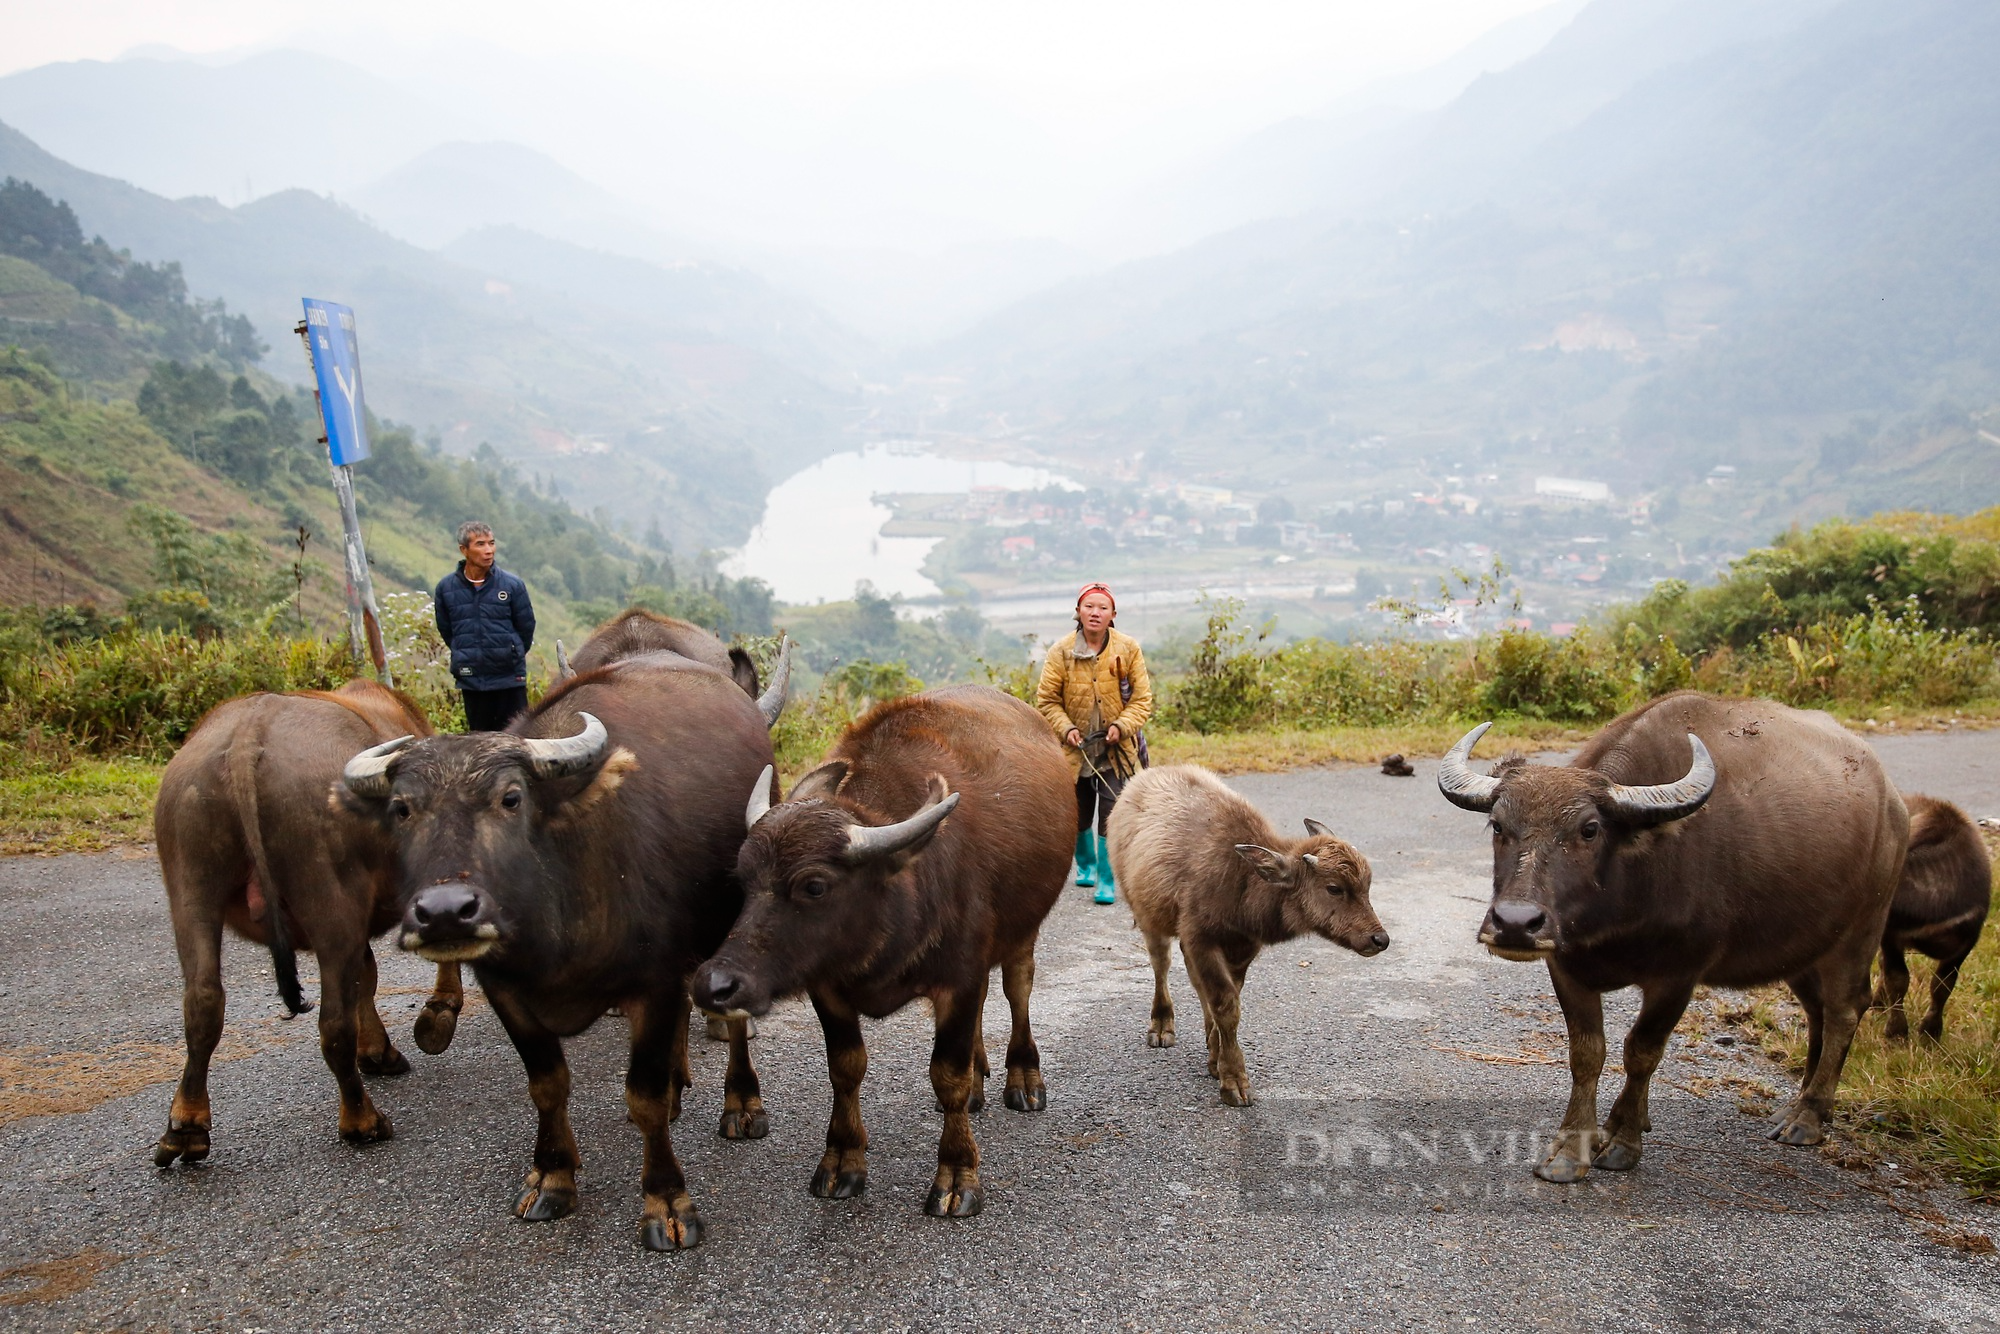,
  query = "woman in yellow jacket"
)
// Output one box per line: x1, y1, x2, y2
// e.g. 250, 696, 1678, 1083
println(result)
1037, 582, 1153, 905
